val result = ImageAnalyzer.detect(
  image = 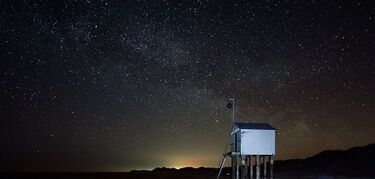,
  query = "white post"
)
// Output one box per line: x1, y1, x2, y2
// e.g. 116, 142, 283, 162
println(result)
256, 155, 260, 179
270, 155, 274, 179
250, 155, 253, 179
263, 156, 267, 178
236, 155, 239, 179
